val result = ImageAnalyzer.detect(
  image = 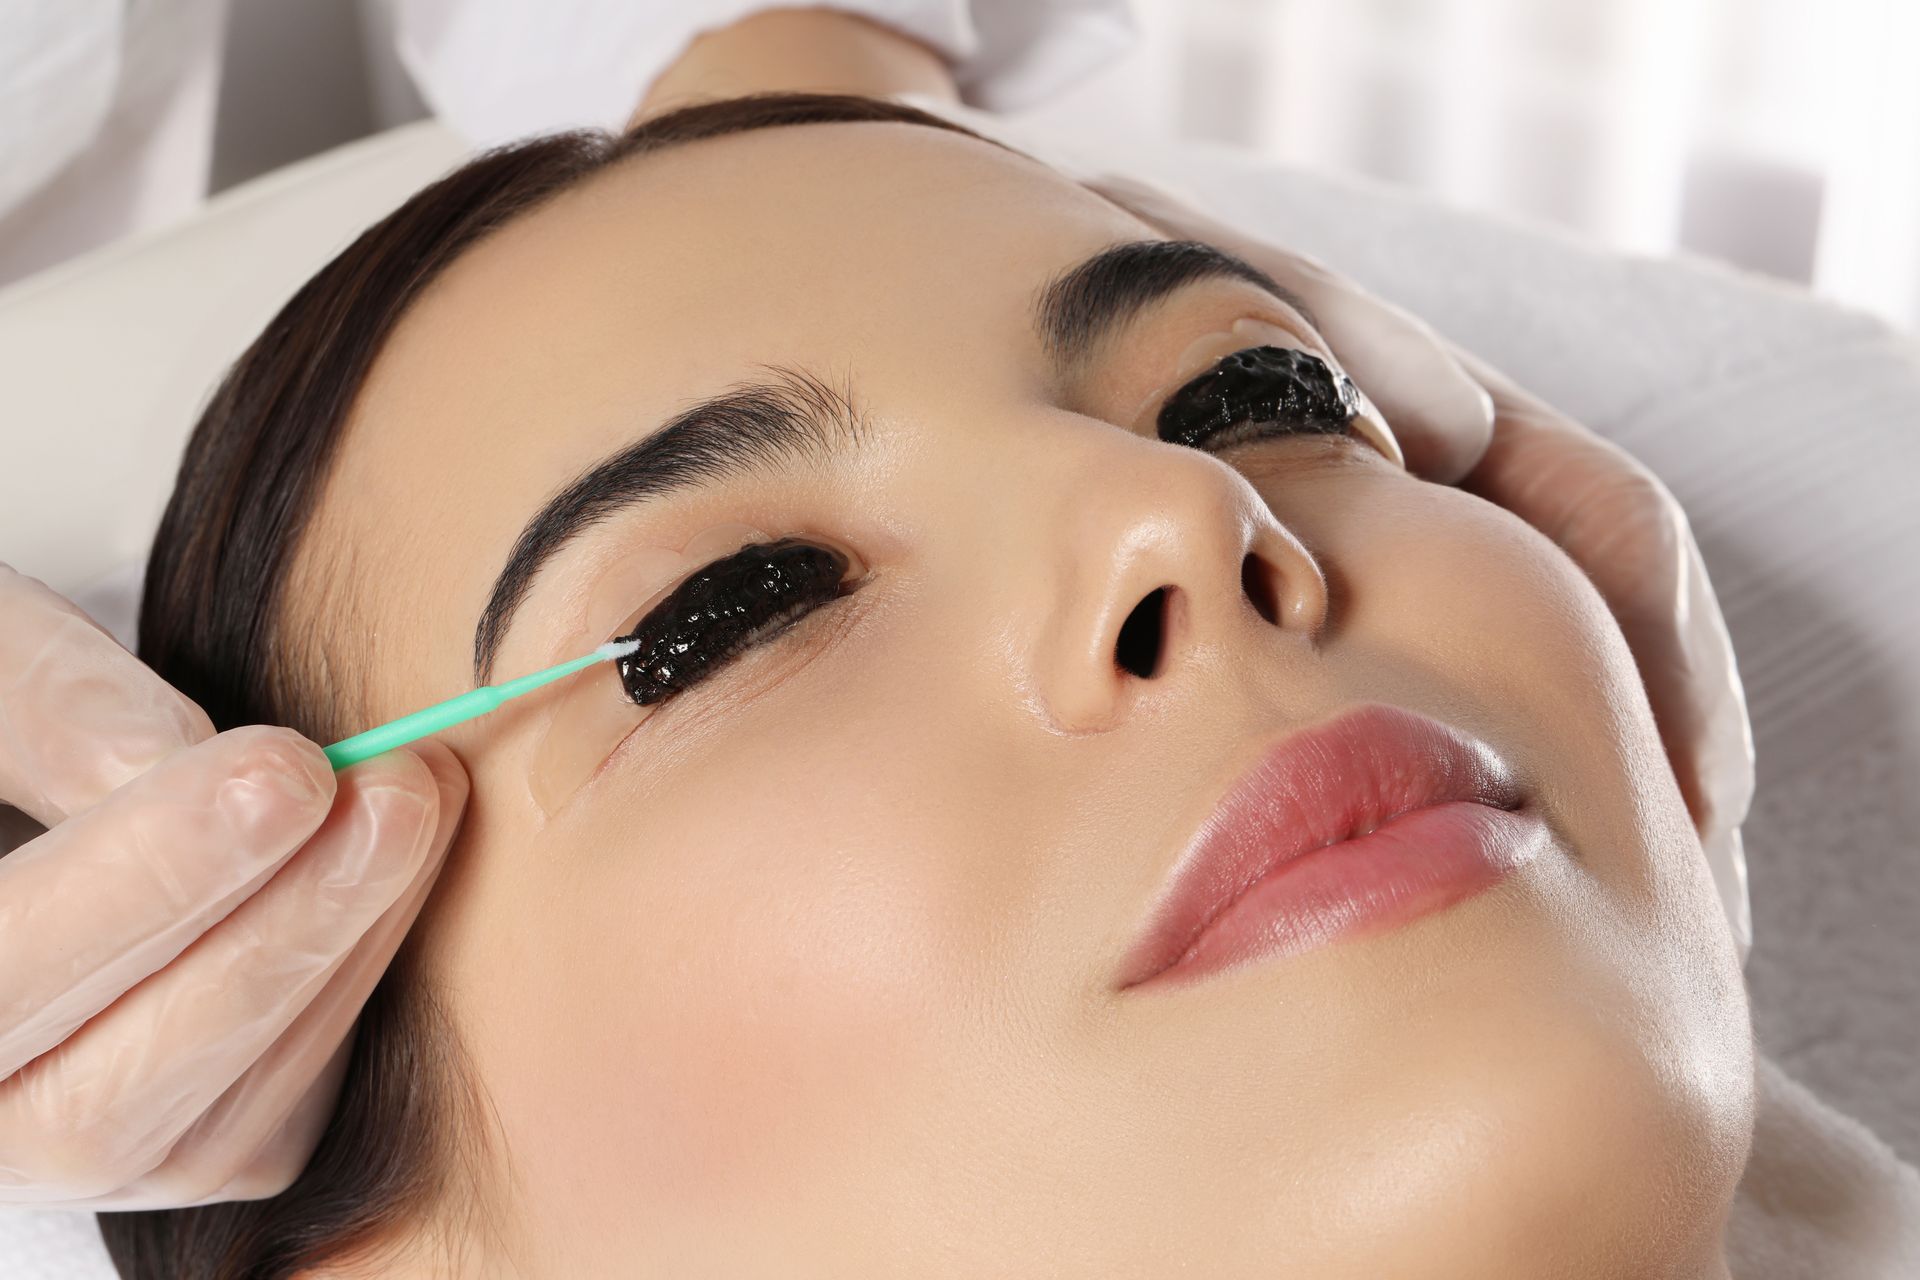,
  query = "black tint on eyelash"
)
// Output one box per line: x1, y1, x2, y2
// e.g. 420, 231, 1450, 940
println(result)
614, 538, 849, 705
1156, 345, 1362, 449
